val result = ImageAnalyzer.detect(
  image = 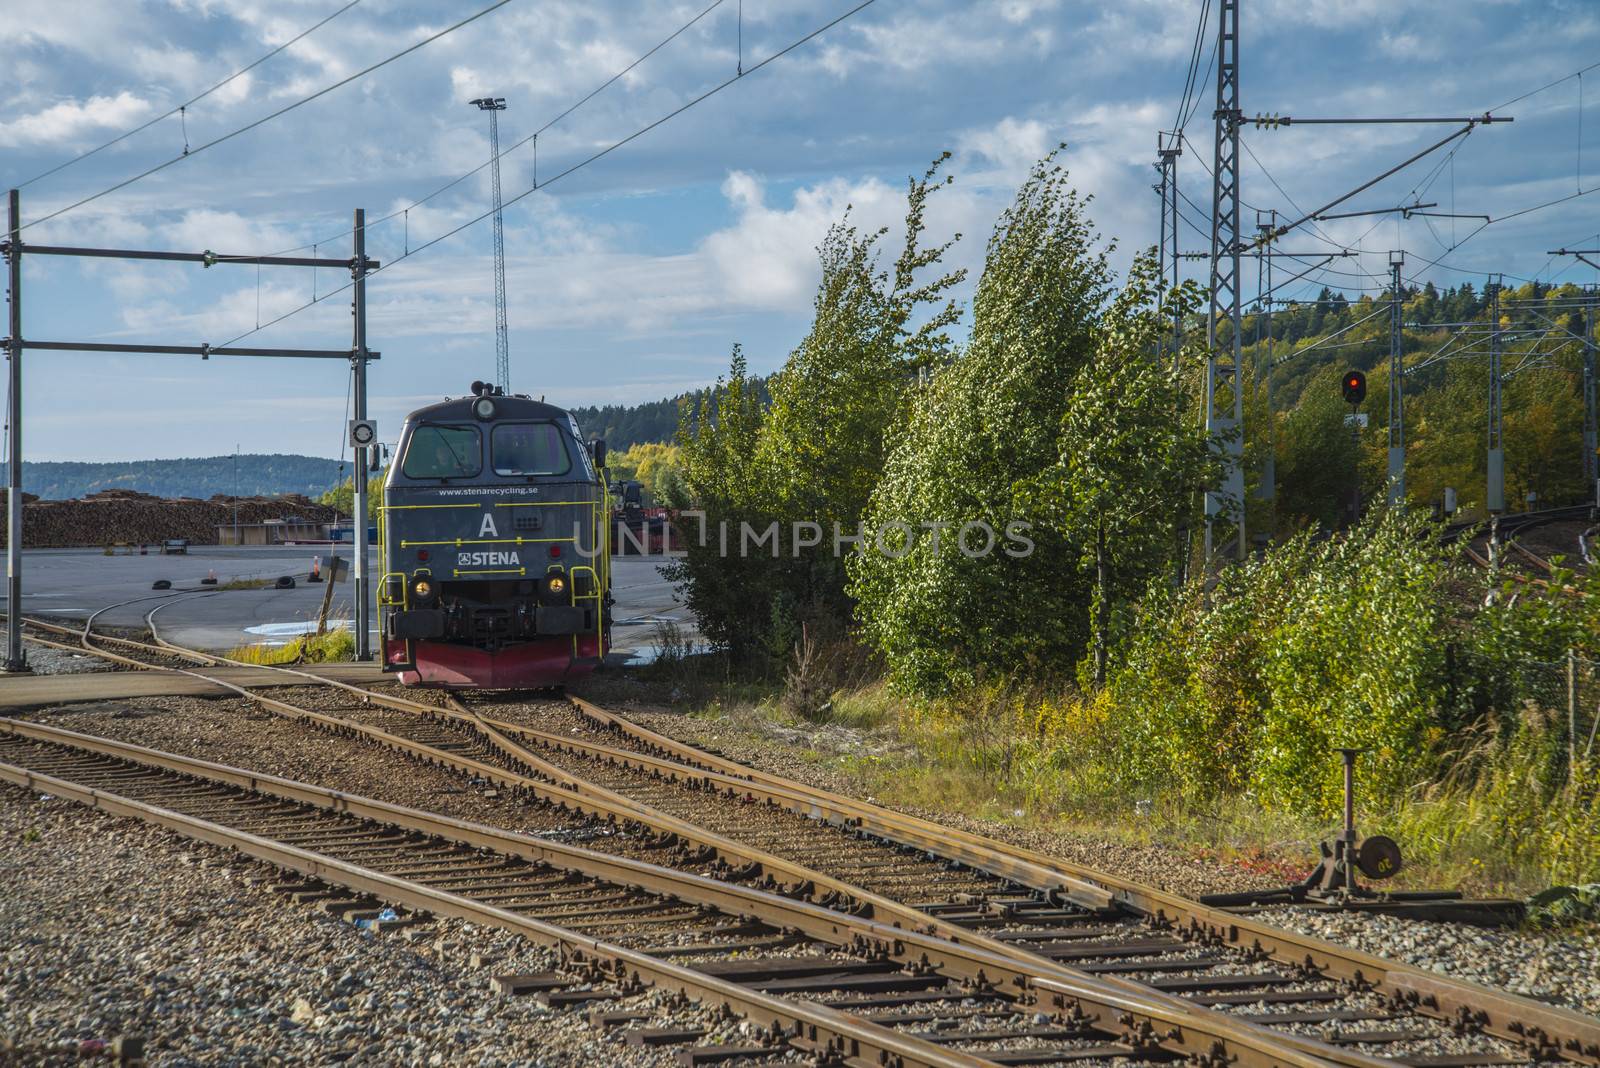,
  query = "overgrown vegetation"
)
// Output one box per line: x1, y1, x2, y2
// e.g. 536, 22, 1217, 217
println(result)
651, 145, 1600, 893
227, 627, 355, 665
